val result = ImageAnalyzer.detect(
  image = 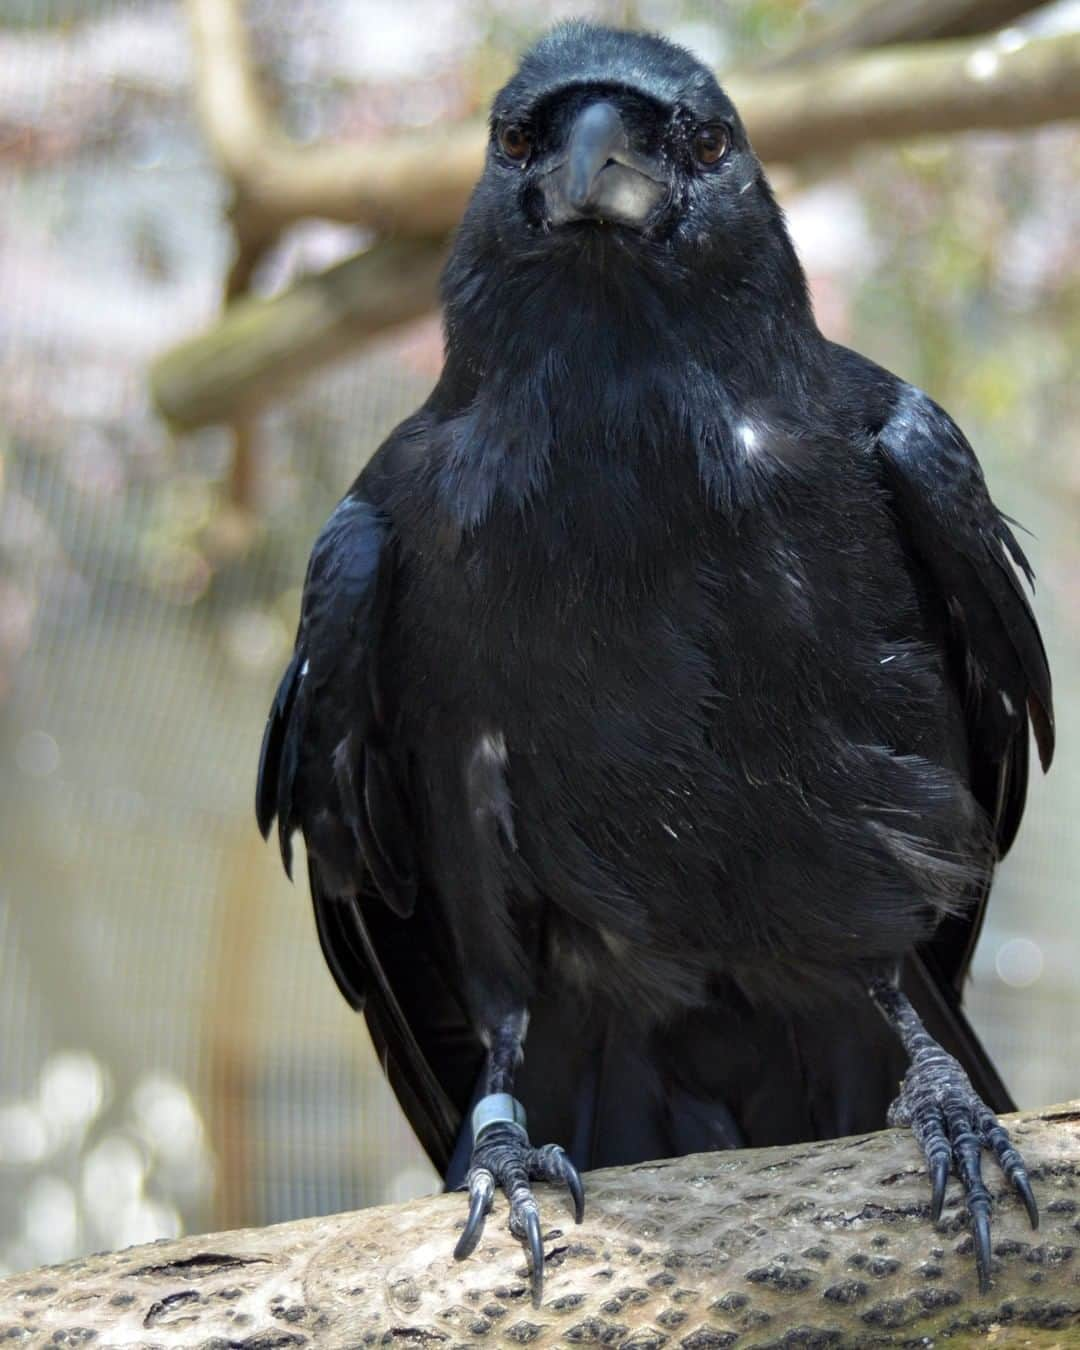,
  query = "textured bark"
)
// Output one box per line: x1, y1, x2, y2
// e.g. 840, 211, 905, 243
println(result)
184, 0, 1080, 239
763, 0, 1051, 70
150, 238, 447, 432
736, 30, 1080, 168
185, 0, 486, 239
2, 1102, 1079, 1348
